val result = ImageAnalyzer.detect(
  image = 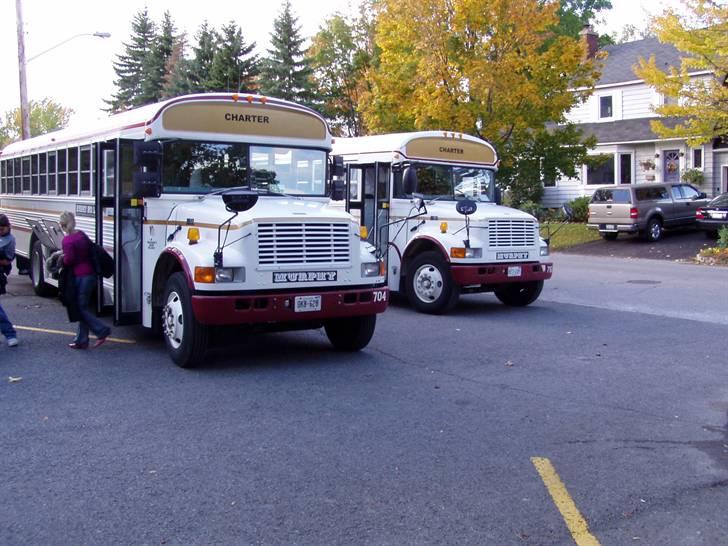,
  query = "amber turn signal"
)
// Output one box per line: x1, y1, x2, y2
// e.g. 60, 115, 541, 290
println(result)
194, 267, 215, 283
